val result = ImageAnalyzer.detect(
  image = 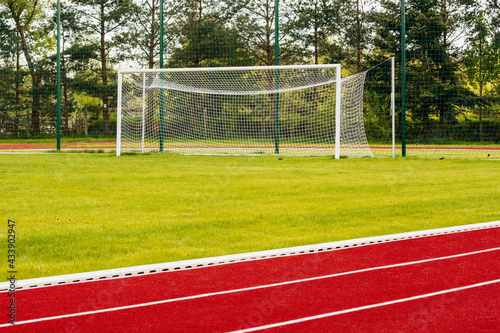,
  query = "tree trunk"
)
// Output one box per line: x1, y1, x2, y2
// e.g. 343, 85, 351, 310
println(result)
100, 3, 110, 135
314, 2, 319, 65
15, 32, 21, 135
13, 15, 41, 135
62, 37, 69, 135
64, 80, 69, 135
356, 0, 361, 73
149, 0, 156, 69
84, 109, 88, 136
479, 81, 483, 142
